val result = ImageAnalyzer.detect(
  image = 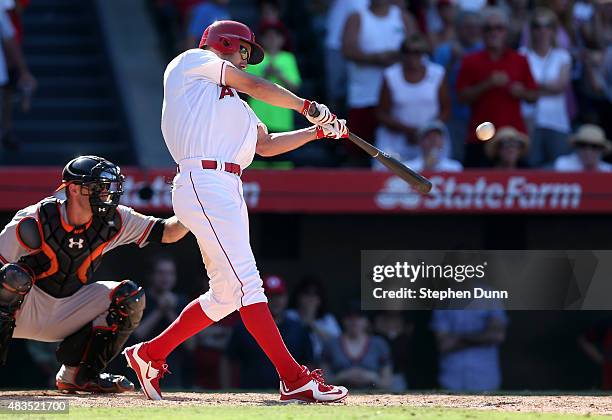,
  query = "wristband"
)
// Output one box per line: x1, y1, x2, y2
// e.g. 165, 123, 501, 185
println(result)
315, 126, 324, 139
300, 99, 312, 116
